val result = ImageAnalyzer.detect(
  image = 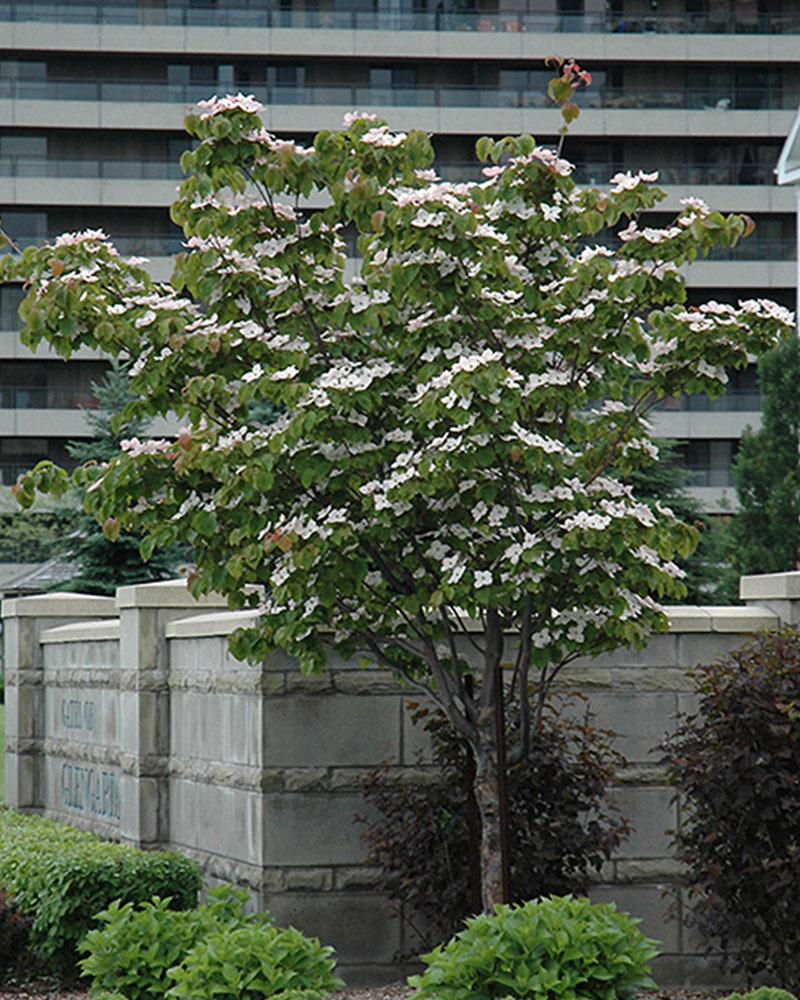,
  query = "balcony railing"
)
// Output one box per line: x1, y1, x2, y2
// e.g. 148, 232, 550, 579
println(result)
707, 239, 796, 262
1, 156, 778, 187
438, 160, 778, 186
685, 468, 735, 488
0, 307, 23, 329
0, 1, 798, 34
5, 233, 183, 256
0, 386, 100, 409
0, 156, 182, 180
657, 392, 762, 413
0, 78, 793, 112
1, 462, 38, 485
